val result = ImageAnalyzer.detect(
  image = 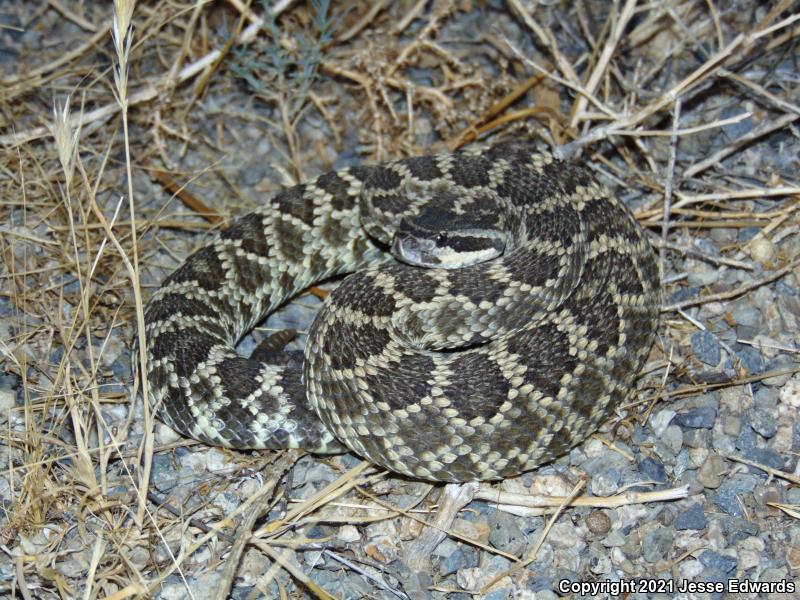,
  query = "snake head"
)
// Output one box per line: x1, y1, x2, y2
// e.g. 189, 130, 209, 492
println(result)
391, 197, 507, 269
